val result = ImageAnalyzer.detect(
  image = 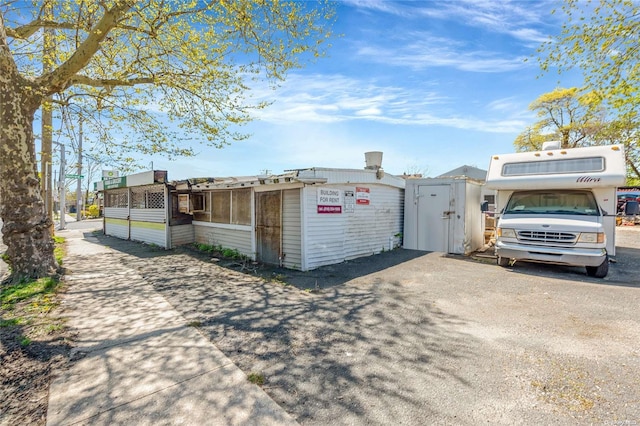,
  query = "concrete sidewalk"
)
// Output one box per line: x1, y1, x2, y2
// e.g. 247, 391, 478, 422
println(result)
47, 228, 297, 425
